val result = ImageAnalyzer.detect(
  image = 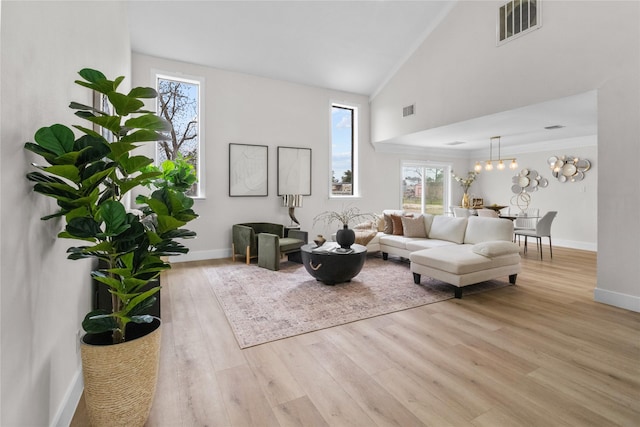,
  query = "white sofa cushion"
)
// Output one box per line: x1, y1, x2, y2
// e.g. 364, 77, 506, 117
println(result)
410, 245, 521, 275
379, 234, 412, 249
464, 216, 514, 244
428, 216, 467, 244
406, 239, 457, 252
472, 241, 520, 257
